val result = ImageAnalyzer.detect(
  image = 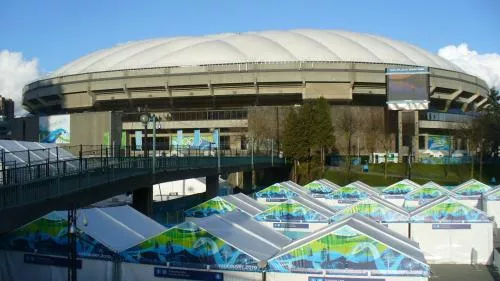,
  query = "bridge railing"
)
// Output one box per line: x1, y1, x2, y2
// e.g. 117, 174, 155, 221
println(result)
0, 155, 285, 209
0, 144, 283, 186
